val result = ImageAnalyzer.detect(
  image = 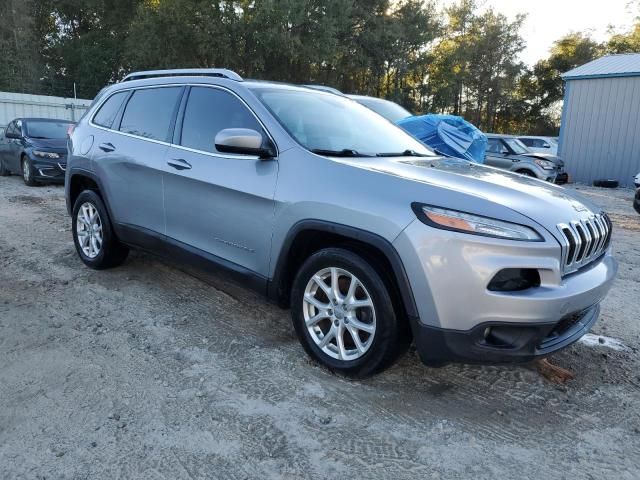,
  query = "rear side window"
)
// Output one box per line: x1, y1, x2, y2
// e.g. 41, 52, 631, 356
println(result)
180, 87, 263, 154
520, 138, 533, 147
93, 91, 128, 128
120, 87, 182, 141
487, 139, 503, 153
